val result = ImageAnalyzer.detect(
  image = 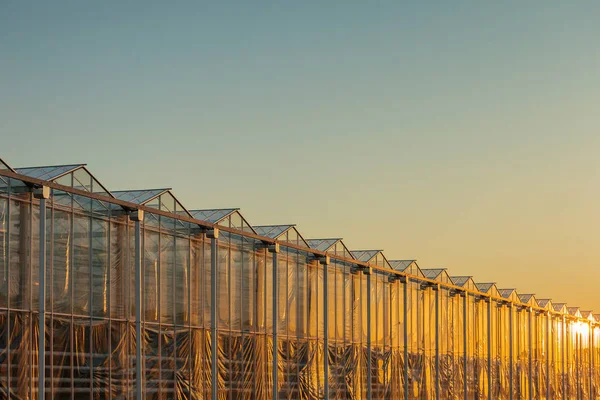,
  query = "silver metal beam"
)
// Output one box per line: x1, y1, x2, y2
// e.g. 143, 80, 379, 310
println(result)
546, 312, 550, 400
487, 299, 492, 400
268, 242, 279, 400
528, 308, 533, 400
591, 323, 594, 399
34, 186, 49, 400
318, 255, 330, 399
365, 270, 372, 400
463, 293, 468, 400
560, 315, 567, 396
509, 304, 514, 400
434, 285, 440, 400
207, 228, 219, 400
131, 209, 144, 400
403, 277, 408, 400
